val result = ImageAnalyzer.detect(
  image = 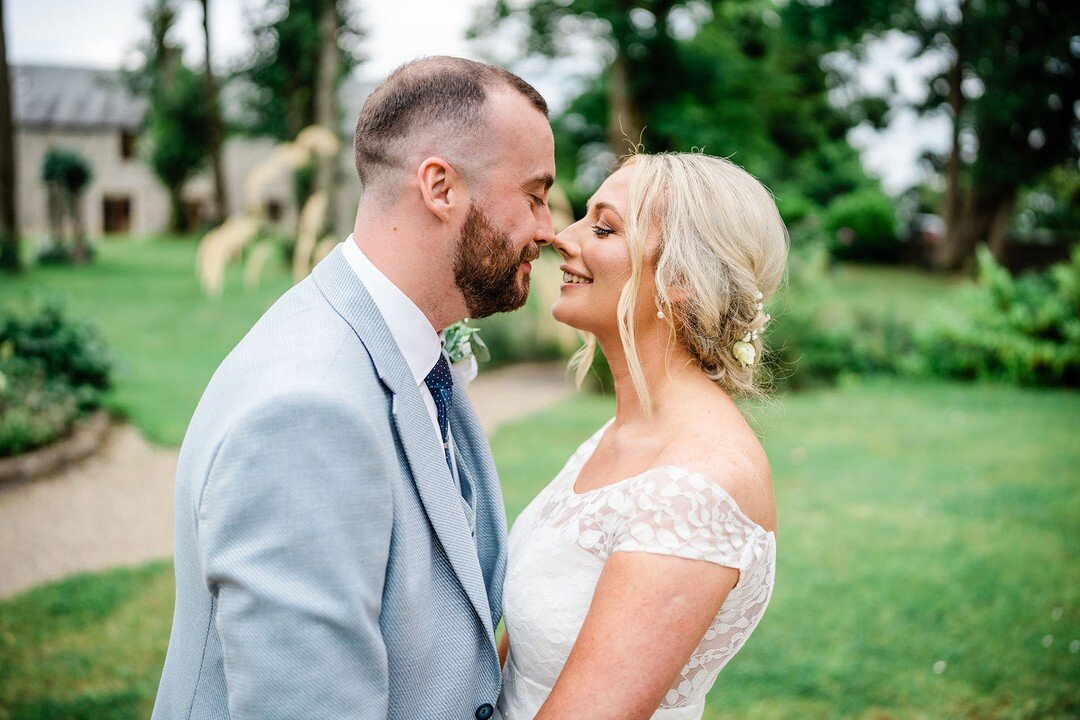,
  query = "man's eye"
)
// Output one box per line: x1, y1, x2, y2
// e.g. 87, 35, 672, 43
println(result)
591, 225, 613, 237
531, 195, 546, 207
